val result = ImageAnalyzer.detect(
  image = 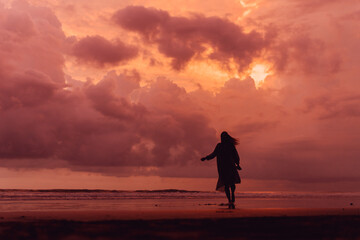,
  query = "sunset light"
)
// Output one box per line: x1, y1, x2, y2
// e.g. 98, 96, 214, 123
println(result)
0, 0, 359, 202
250, 64, 271, 87
1, 0, 359, 238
